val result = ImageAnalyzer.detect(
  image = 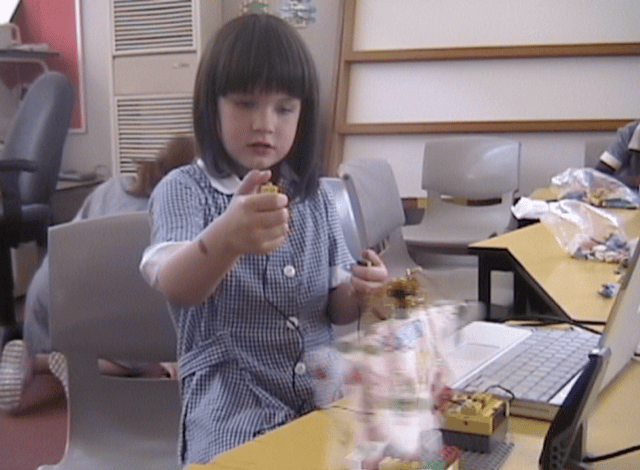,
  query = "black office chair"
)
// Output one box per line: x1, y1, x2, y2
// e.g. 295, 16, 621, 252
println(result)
0, 71, 75, 341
